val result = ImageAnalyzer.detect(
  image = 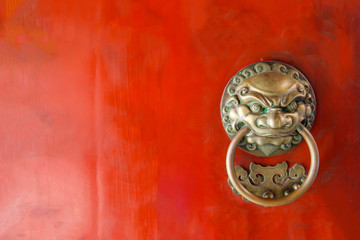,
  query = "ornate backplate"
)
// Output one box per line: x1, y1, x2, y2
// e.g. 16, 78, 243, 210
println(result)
220, 61, 316, 157
228, 161, 307, 200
